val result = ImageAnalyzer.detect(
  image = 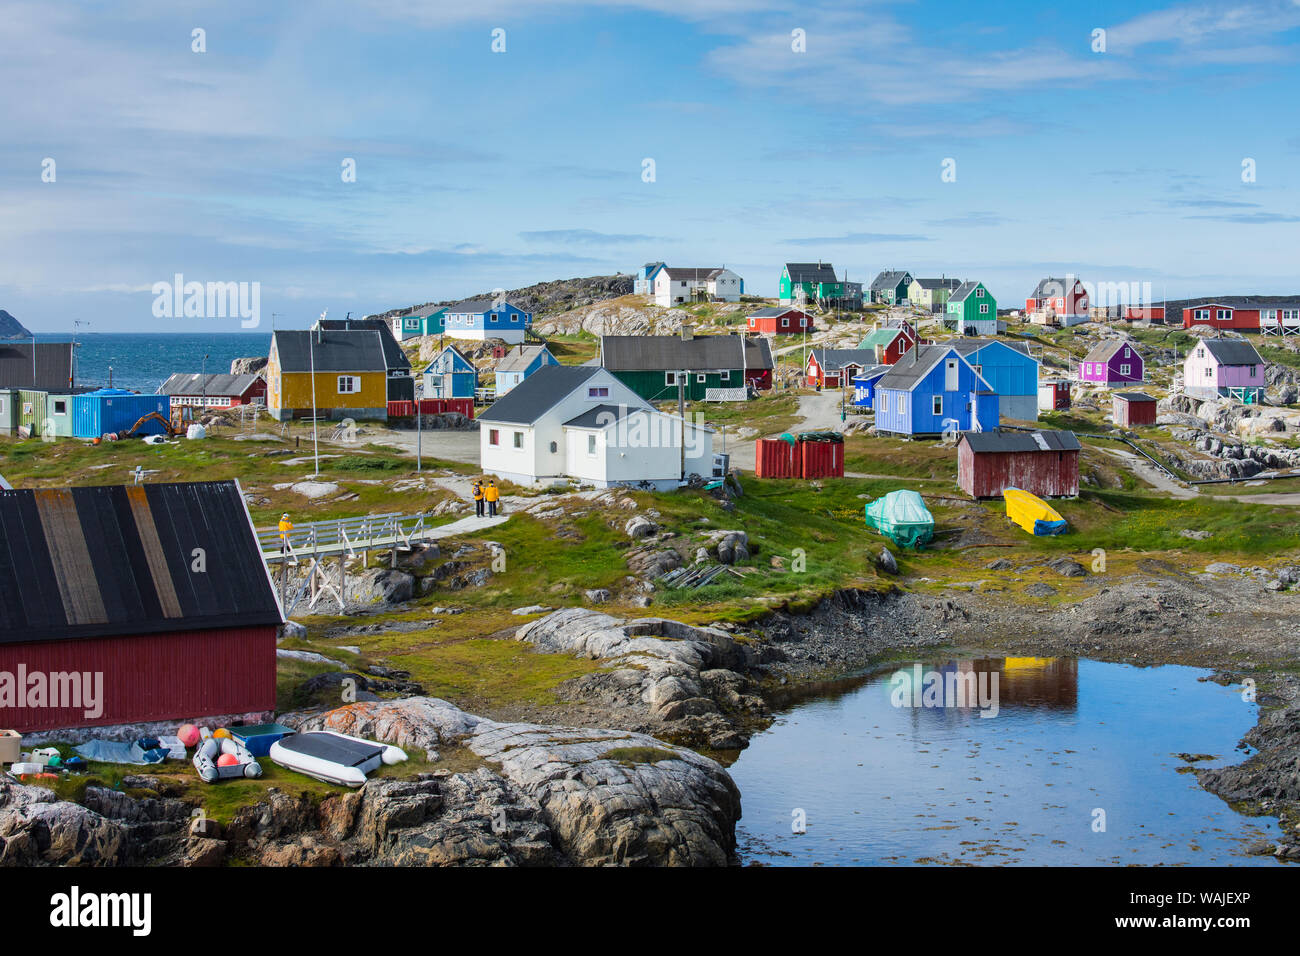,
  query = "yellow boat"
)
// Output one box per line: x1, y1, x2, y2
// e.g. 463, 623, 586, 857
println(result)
1002, 487, 1067, 536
